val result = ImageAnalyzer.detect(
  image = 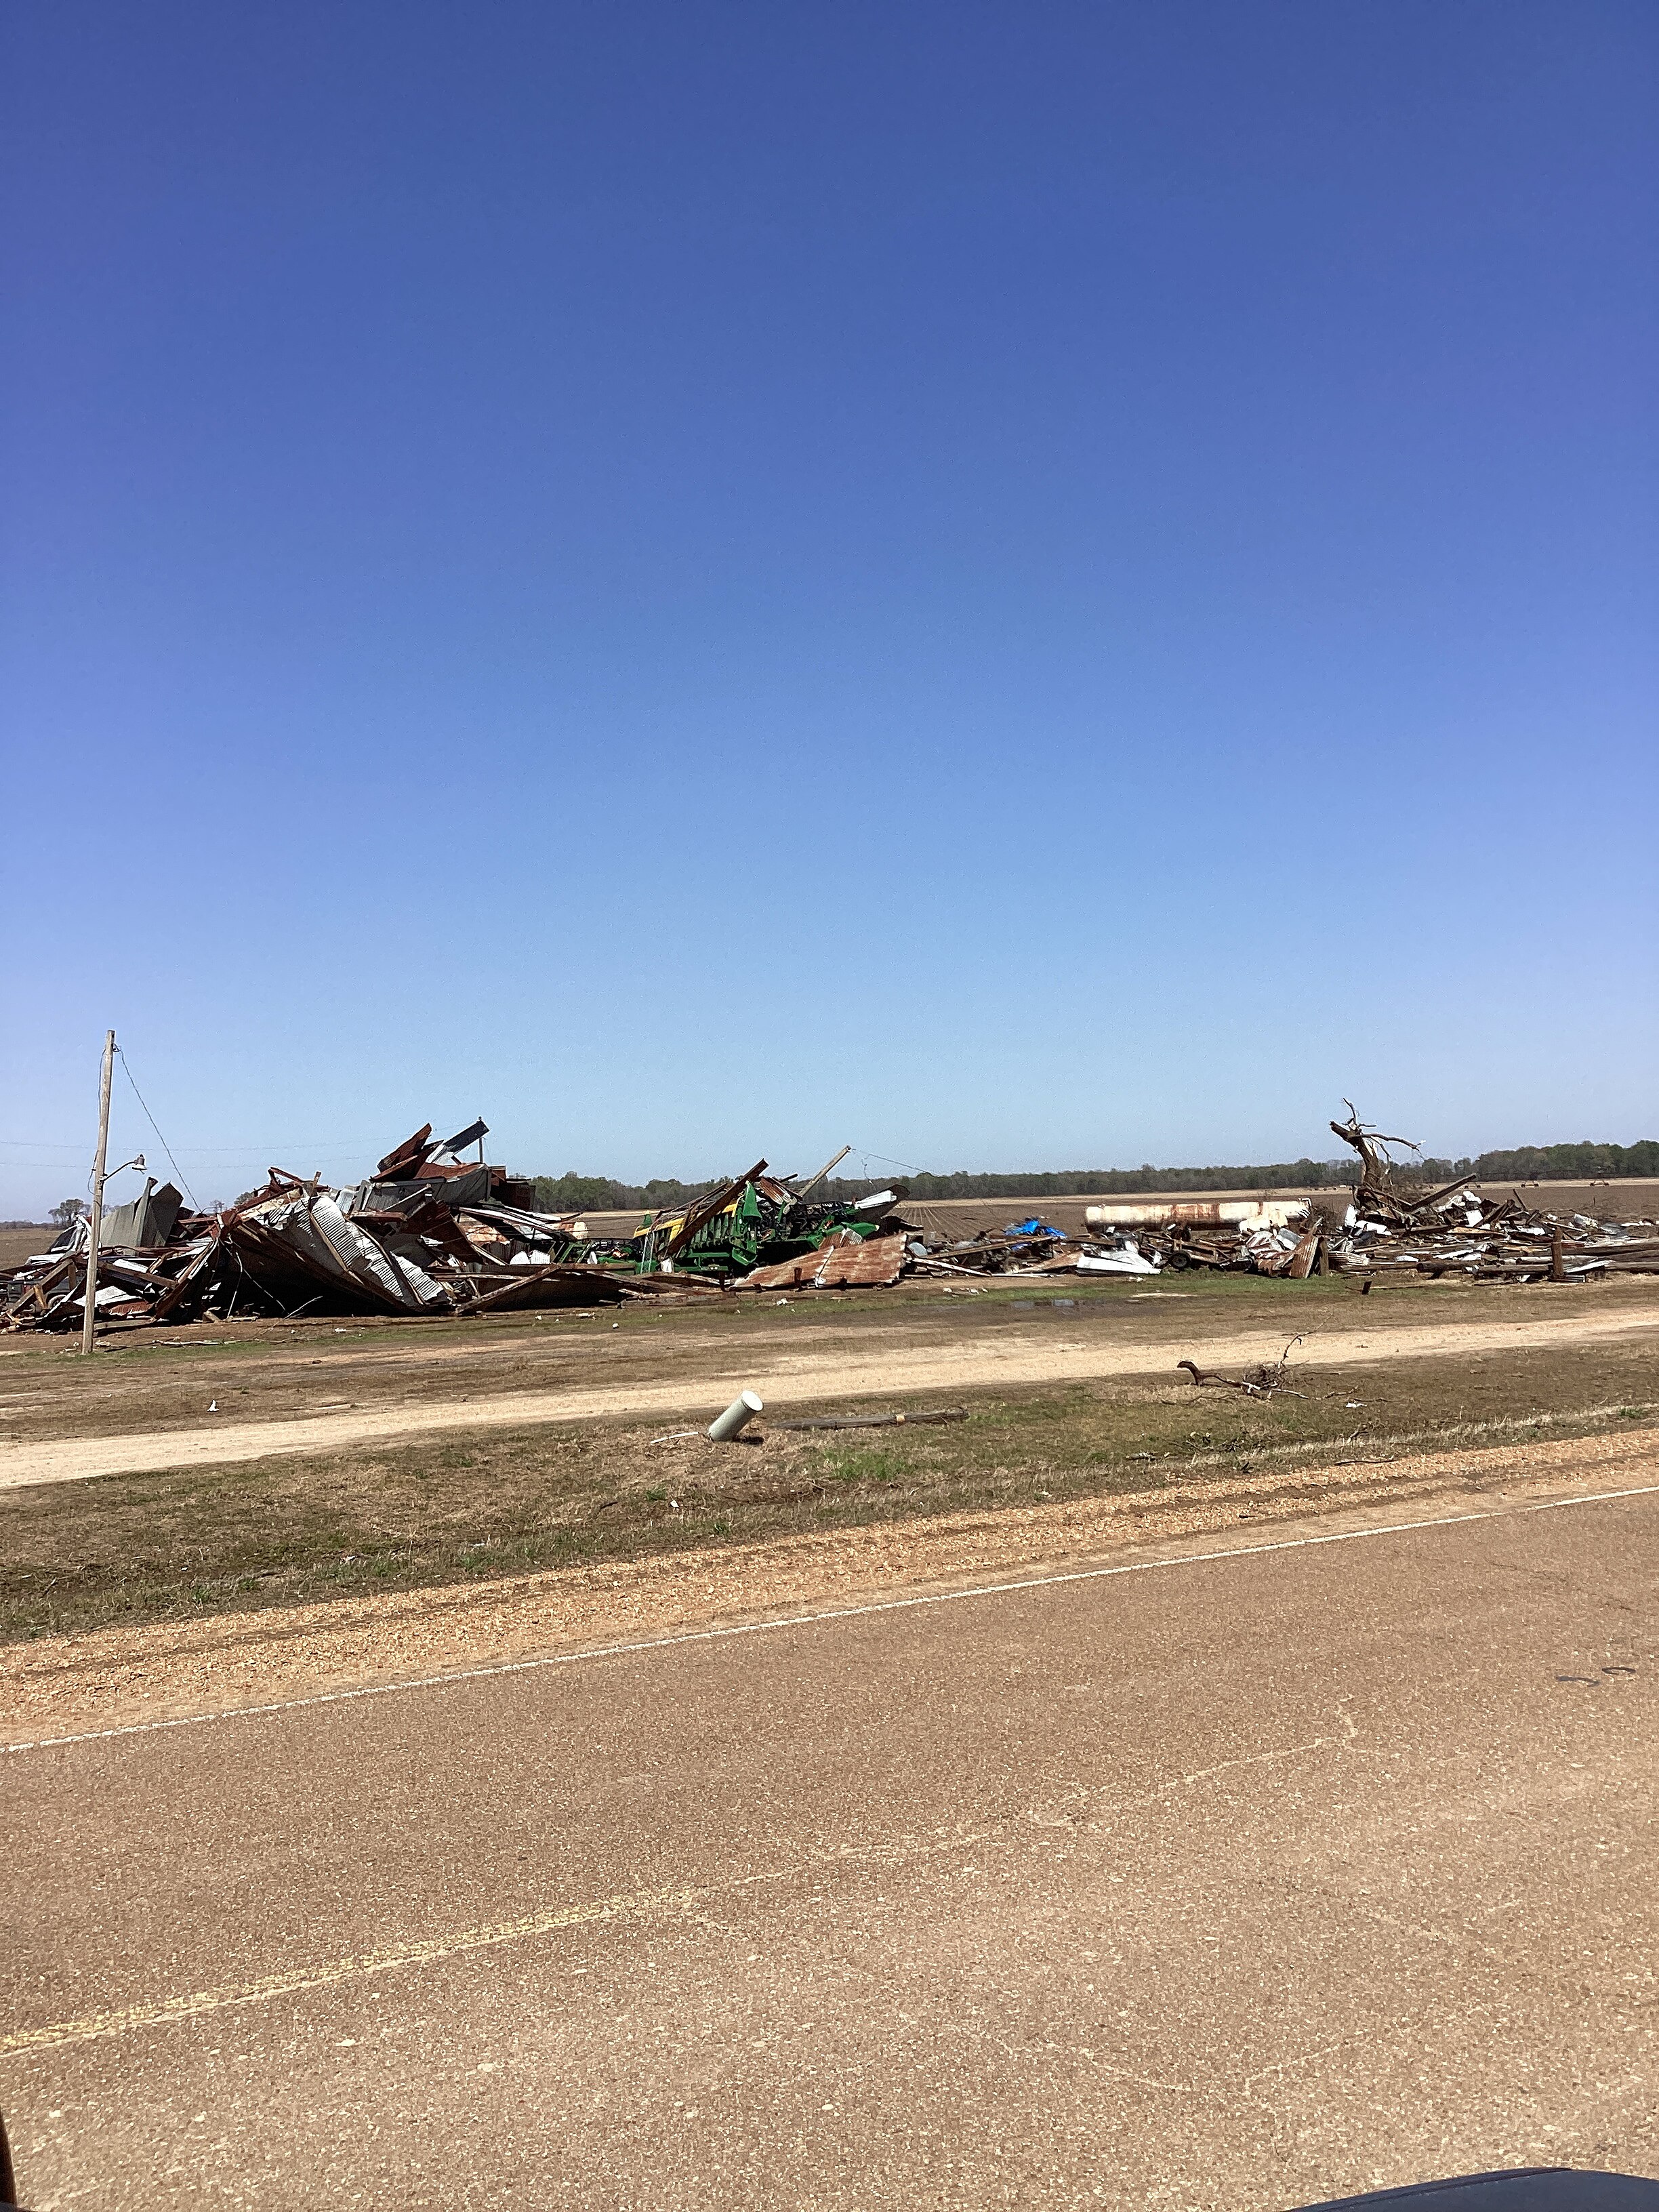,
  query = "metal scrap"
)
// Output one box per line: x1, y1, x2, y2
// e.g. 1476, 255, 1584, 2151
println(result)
7, 1100, 1653, 1336
1, 1122, 677, 1333
733, 1231, 909, 1292
0, 1124, 922, 1333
